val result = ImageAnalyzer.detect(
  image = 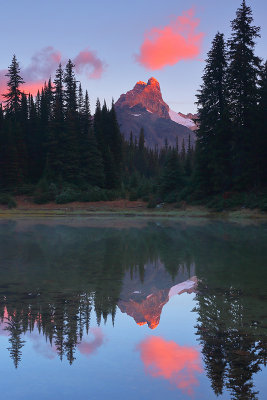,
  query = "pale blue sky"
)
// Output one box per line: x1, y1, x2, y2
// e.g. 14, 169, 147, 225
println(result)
1, 0, 266, 113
